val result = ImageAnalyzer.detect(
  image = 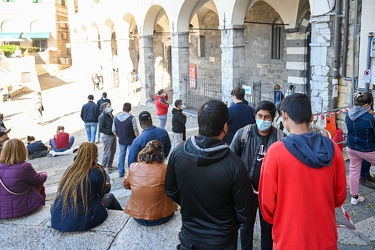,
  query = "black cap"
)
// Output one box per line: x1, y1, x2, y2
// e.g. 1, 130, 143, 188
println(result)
139, 111, 151, 122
